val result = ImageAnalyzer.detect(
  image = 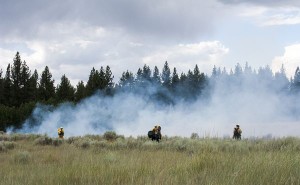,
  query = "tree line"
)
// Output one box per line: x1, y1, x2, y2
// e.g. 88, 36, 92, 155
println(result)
0, 52, 300, 131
